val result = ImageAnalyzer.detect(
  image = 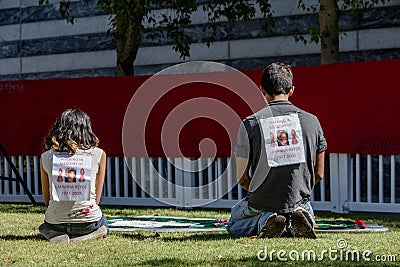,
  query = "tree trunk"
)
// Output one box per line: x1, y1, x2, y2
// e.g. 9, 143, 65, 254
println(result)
319, 0, 339, 64
116, 23, 141, 76
116, 13, 144, 76
116, 40, 139, 76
